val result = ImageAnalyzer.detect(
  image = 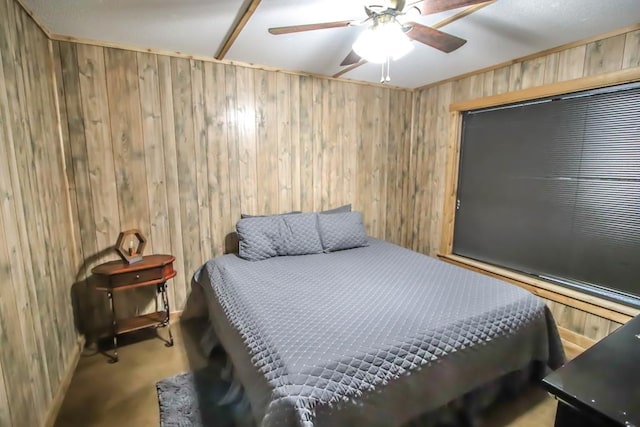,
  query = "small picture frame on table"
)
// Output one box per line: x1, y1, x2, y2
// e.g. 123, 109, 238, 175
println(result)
114, 229, 147, 264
